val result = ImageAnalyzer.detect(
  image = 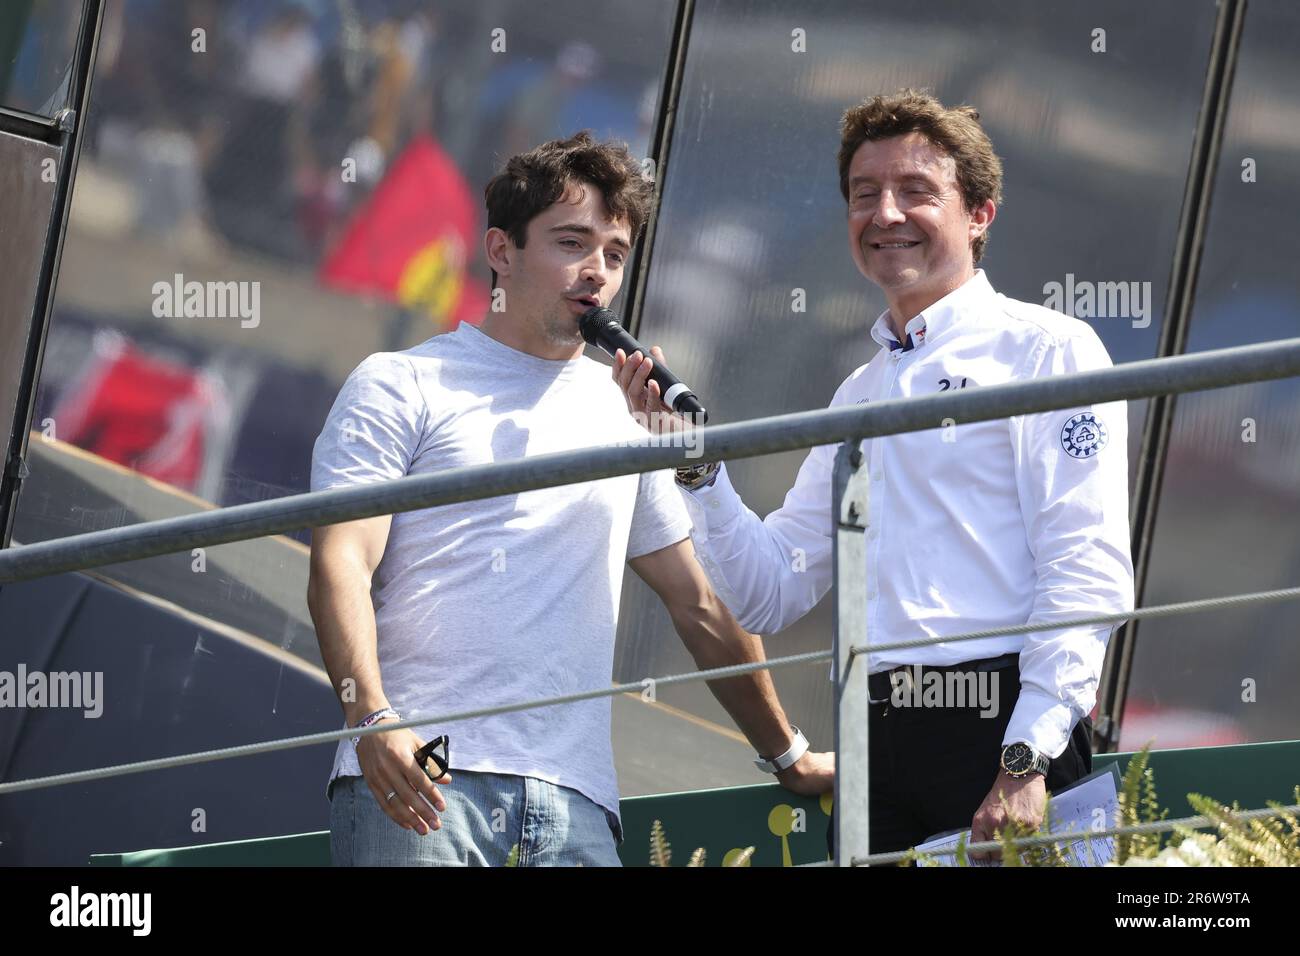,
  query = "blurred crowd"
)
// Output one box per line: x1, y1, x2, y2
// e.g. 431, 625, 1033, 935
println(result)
87, 0, 655, 266
15, 0, 662, 513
